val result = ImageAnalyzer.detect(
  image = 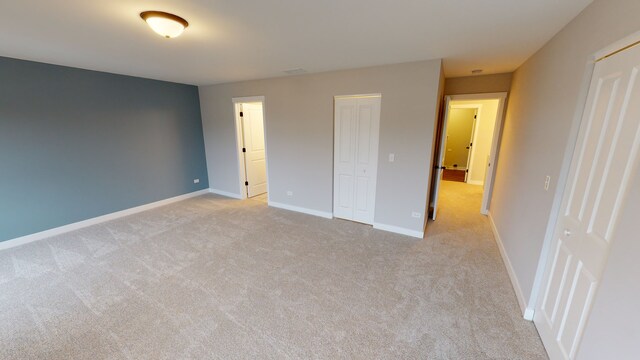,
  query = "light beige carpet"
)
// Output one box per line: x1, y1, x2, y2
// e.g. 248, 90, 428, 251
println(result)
0, 181, 547, 359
